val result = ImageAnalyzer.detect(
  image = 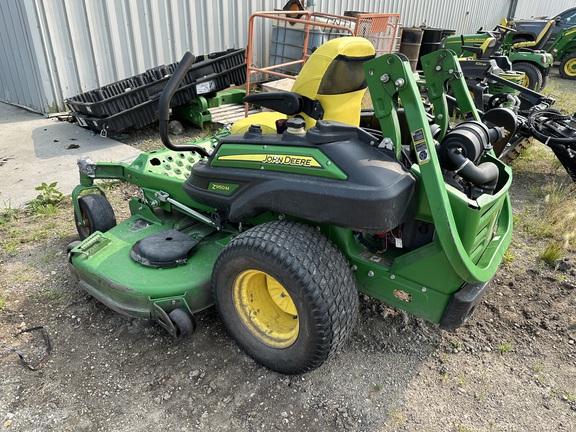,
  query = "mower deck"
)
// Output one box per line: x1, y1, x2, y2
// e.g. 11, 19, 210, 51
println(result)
68, 214, 228, 320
